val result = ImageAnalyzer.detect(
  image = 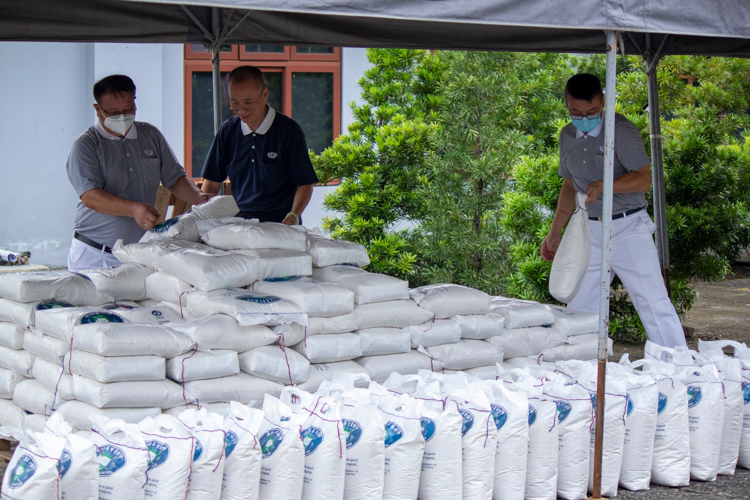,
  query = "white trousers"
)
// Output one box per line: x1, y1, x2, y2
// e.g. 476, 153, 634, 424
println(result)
568, 210, 687, 348
67, 238, 121, 273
